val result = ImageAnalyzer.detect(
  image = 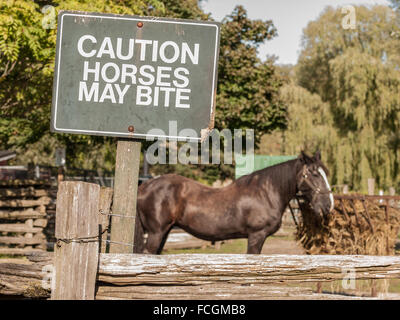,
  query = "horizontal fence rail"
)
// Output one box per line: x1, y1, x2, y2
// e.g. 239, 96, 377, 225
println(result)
1, 252, 400, 300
